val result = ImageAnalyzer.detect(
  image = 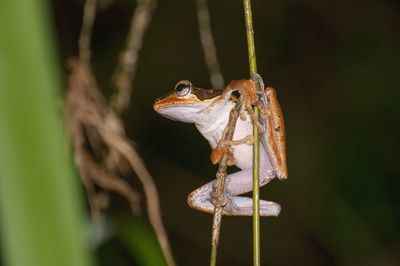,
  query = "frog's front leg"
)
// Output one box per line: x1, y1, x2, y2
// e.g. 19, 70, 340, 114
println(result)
210, 135, 254, 166
187, 169, 281, 216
